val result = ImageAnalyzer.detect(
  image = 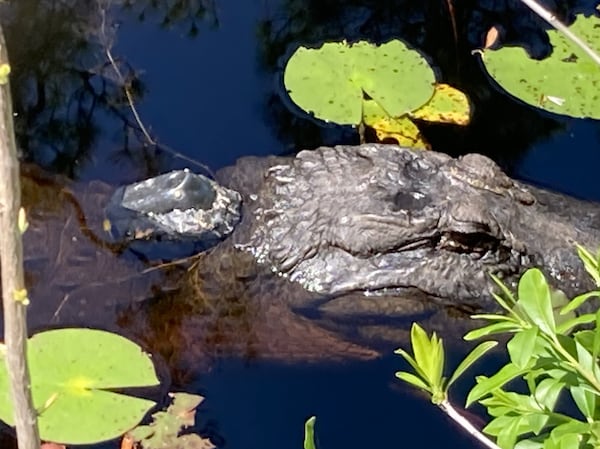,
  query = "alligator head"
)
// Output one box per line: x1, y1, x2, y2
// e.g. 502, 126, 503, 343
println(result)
229, 144, 599, 311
